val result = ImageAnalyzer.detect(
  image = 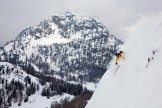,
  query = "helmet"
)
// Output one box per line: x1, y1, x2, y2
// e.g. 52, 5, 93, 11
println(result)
119, 51, 123, 53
